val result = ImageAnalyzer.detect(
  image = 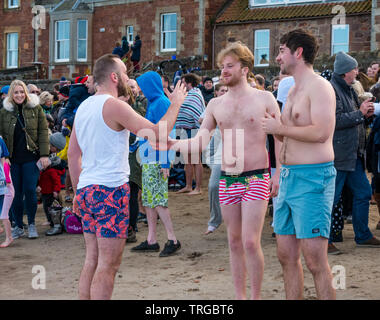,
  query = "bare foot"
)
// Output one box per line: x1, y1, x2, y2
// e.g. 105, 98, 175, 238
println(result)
188, 189, 201, 195
176, 187, 192, 194
0, 238, 13, 248
205, 226, 216, 235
